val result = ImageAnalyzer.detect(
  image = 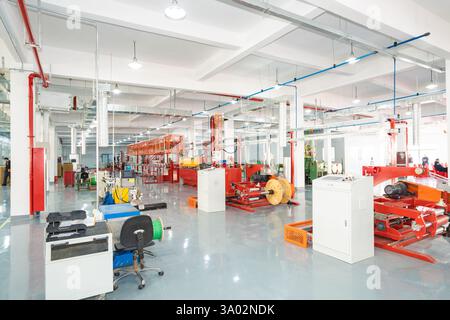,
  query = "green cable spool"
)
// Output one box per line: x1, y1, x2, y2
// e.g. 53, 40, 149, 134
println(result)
153, 217, 164, 241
